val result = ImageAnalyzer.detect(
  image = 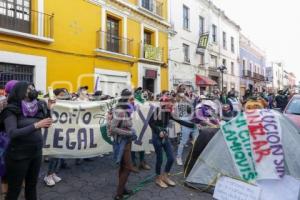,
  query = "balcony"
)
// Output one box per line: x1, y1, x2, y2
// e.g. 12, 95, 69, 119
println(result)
243, 70, 251, 77
259, 74, 265, 81
140, 43, 163, 63
96, 30, 133, 57
138, 0, 163, 18
208, 66, 220, 77
251, 73, 265, 81
0, 7, 54, 42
